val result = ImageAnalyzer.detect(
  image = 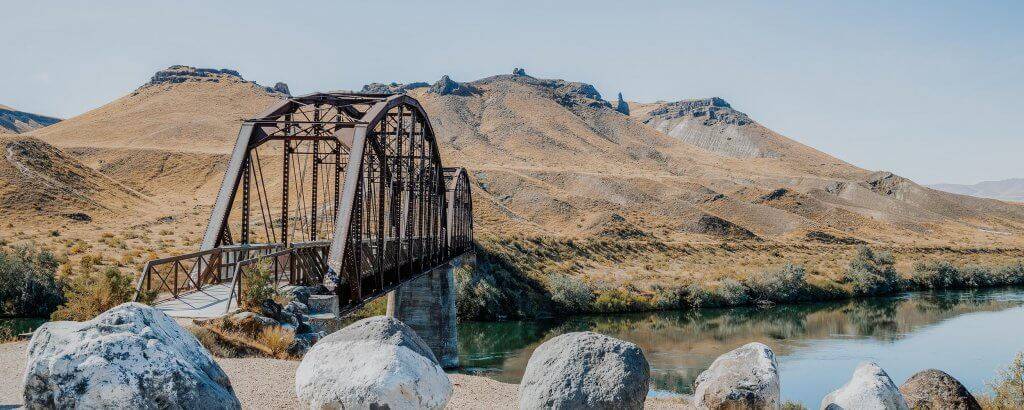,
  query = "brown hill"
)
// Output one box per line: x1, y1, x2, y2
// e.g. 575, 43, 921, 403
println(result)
0, 134, 146, 224
9, 66, 1024, 252
0, 104, 60, 134
27, 66, 287, 216
393, 70, 1024, 247
31, 65, 286, 153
